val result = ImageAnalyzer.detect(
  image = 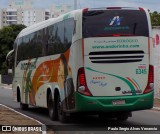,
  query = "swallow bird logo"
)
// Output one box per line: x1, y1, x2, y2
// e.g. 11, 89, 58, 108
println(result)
109, 16, 123, 26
